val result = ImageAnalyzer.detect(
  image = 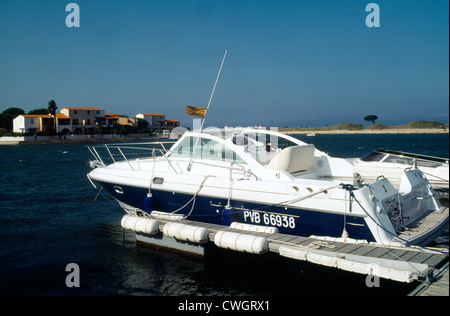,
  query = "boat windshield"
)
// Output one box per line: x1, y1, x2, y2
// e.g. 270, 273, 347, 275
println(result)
168, 129, 308, 166
168, 136, 247, 164
360, 151, 387, 162
361, 150, 445, 168
241, 132, 299, 150
233, 131, 300, 165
